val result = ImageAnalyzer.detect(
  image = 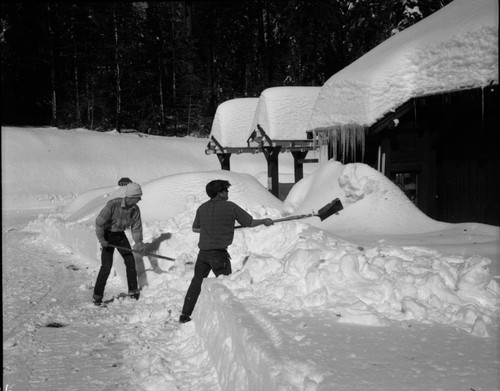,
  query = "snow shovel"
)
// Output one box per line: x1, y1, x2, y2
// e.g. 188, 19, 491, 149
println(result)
236, 197, 343, 228
273, 197, 343, 223
108, 244, 175, 261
